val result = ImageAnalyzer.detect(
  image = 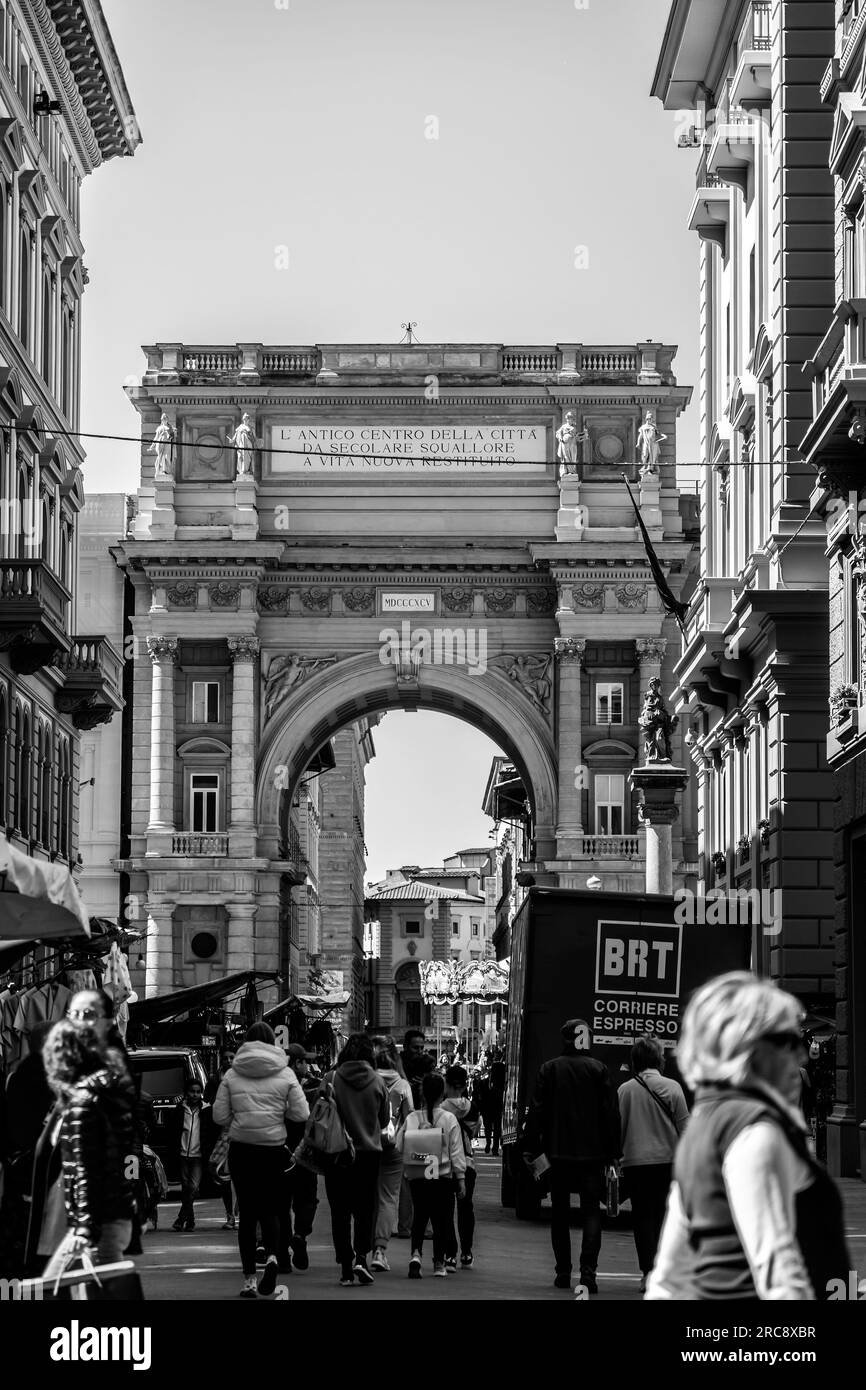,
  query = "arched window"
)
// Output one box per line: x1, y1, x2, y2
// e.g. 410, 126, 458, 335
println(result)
15, 466, 27, 557
38, 721, 51, 848
16, 703, 31, 837
40, 495, 50, 560
57, 736, 70, 858
59, 524, 69, 587
18, 226, 31, 348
